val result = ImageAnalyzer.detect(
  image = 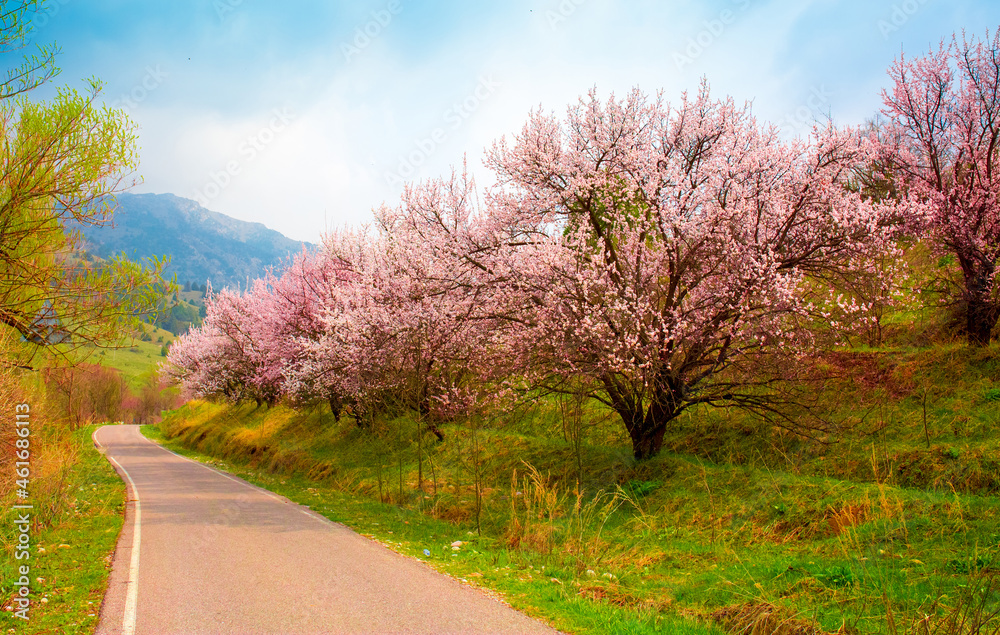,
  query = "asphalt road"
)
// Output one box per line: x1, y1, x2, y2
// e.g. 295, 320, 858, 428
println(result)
93, 424, 559, 635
